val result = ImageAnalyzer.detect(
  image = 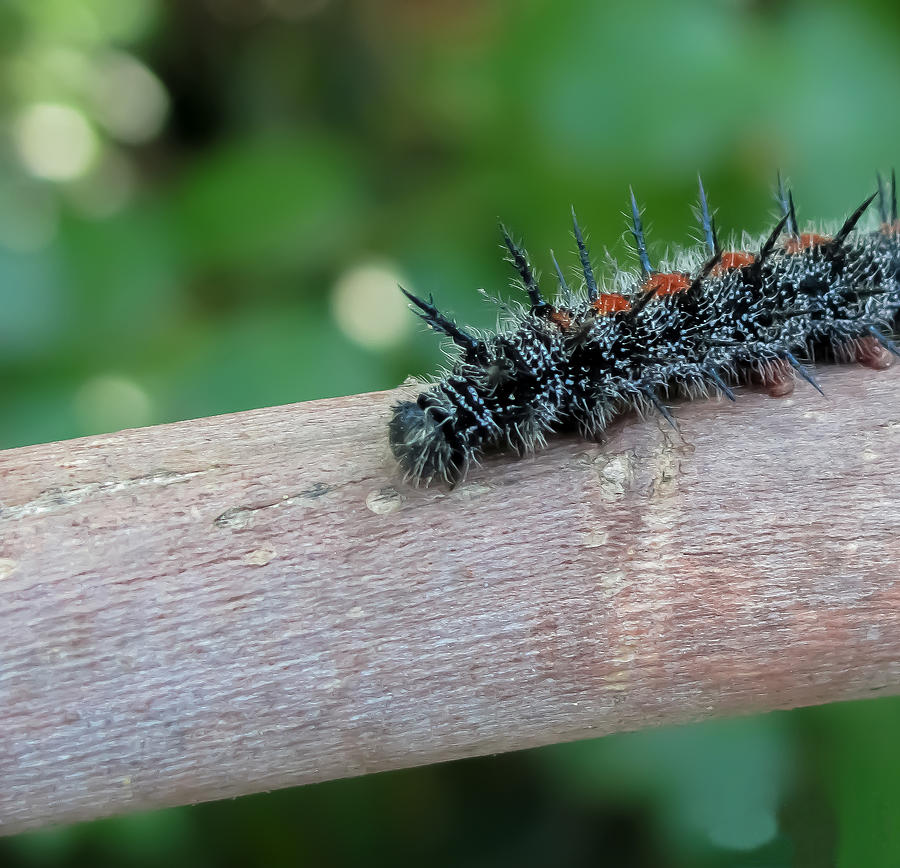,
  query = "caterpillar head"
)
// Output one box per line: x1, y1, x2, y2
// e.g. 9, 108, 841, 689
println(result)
389, 394, 466, 484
